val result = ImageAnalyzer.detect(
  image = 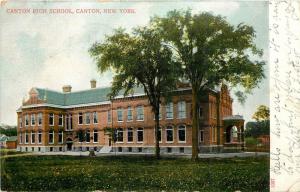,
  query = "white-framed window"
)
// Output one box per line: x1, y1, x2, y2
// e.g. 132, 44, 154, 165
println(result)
178, 101, 186, 119
178, 125, 186, 143
127, 106, 133, 121
127, 128, 133, 142
93, 129, 98, 143
19, 117, 23, 128
25, 132, 29, 144
137, 128, 144, 143
116, 128, 123, 142
31, 131, 35, 144
86, 130, 90, 143
136, 106, 144, 121
49, 130, 54, 144
31, 114, 36, 126
200, 130, 204, 142
154, 127, 162, 143
19, 133, 23, 144
38, 130, 42, 144
93, 112, 98, 124
107, 110, 112, 123
25, 115, 29, 127
58, 130, 63, 143
49, 113, 54, 126
166, 126, 173, 143
66, 114, 73, 130
78, 112, 83, 125
117, 108, 123, 122
85, 112, 91, 125
166, 102, 174, 119
58, 114, 63, 126
38, 113, 42, 126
